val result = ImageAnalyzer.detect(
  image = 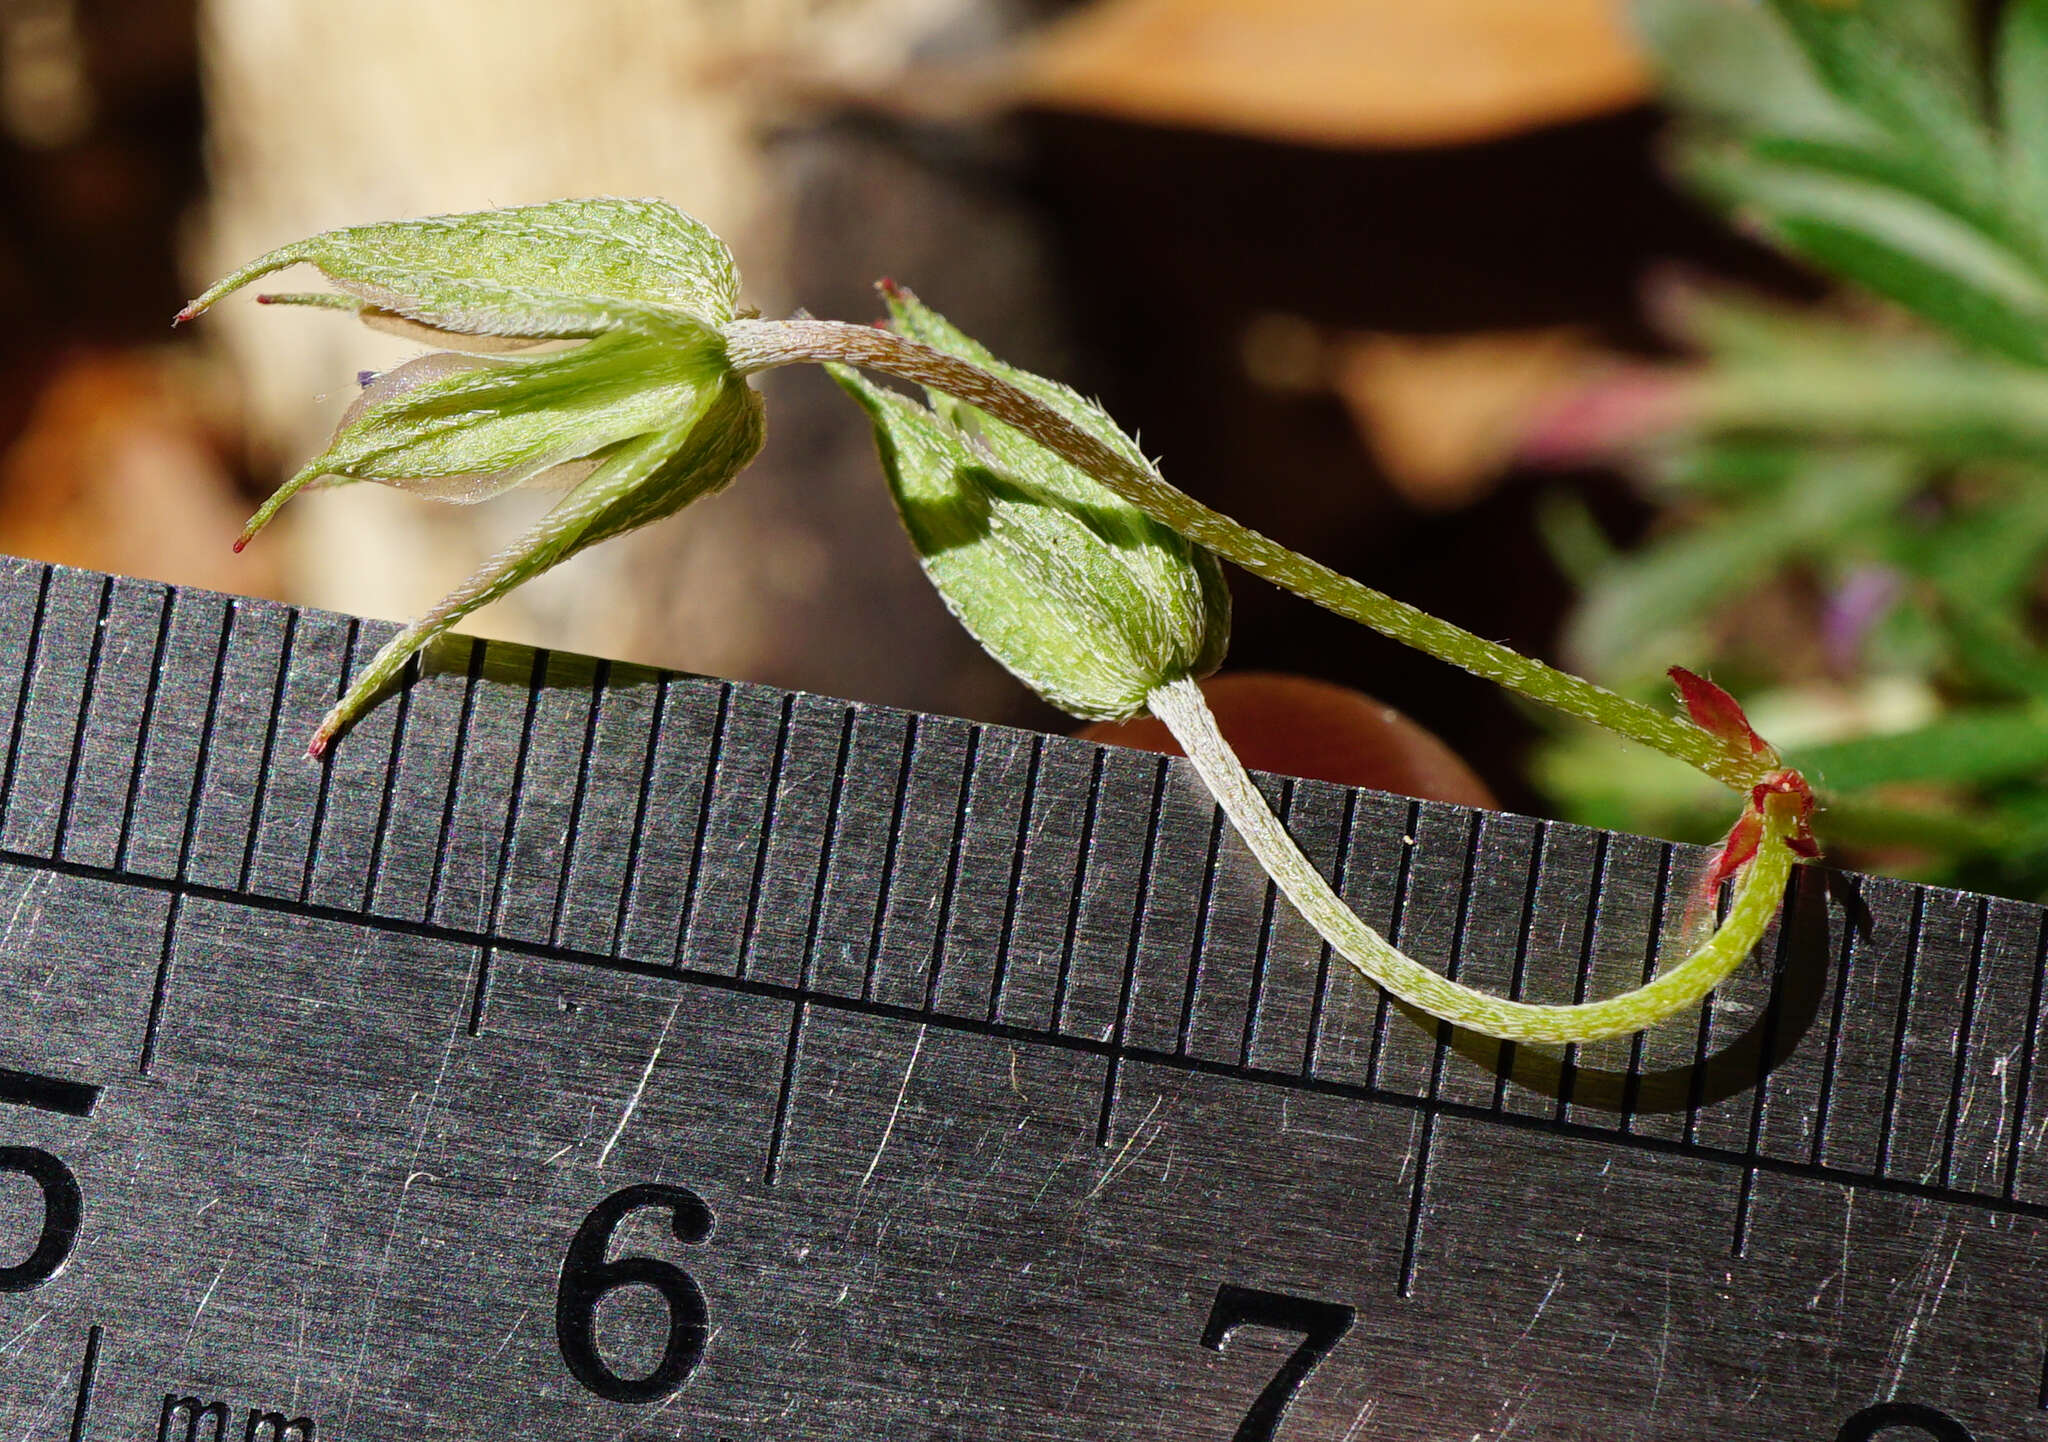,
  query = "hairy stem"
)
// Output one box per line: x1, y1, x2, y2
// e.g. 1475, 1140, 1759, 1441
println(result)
1144, 676, 1797, 1043
724, 317, 1759, 790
